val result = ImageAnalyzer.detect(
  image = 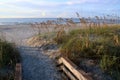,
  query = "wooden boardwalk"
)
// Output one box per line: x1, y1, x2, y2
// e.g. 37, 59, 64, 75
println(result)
14, 57, 92, 80
57, 57, 92, 80
14, 63, 22, 80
